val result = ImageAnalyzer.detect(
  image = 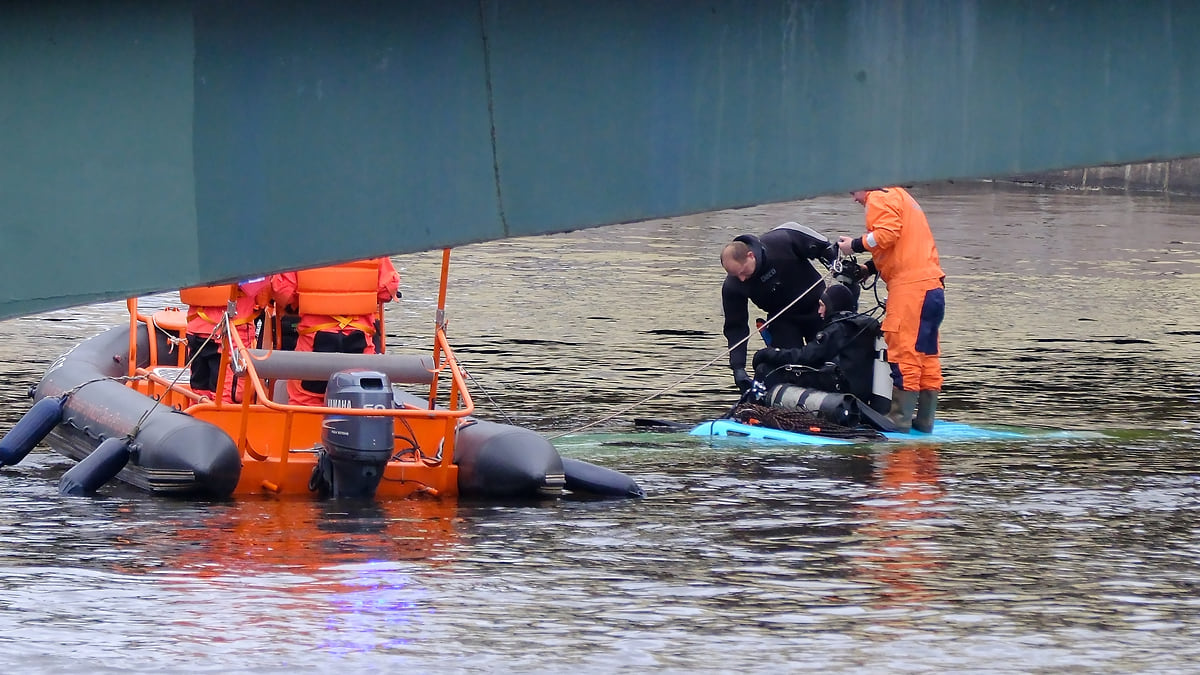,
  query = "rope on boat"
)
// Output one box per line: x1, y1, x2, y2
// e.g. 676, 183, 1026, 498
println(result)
546, 271, 834, 440
59, 374, 146, 399
128, 313, 229, 439
460, 367, 519, 427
